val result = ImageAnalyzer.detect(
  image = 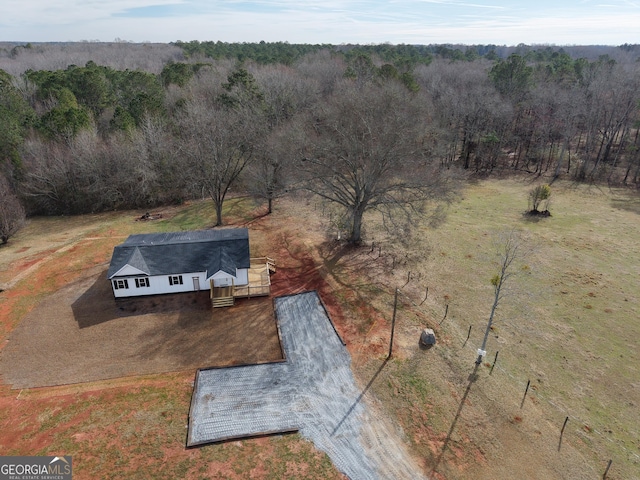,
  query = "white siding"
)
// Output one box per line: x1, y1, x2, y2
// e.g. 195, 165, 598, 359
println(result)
209, 268, 249, 287
111, 271, 209, 298
236, 268, 248, 285
111, 264, 147, 277
210, 272, 234, 287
